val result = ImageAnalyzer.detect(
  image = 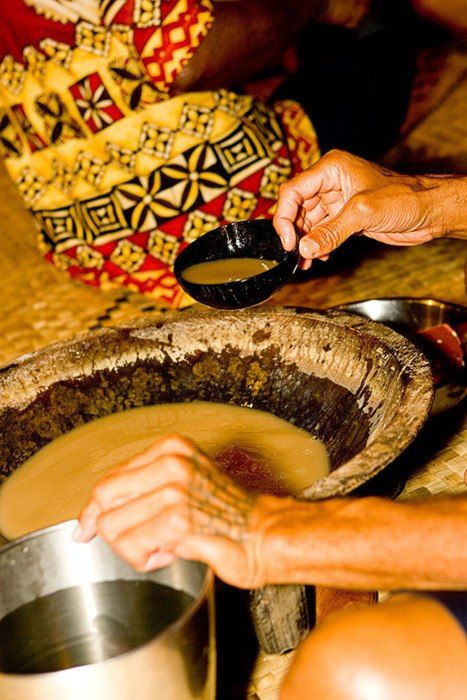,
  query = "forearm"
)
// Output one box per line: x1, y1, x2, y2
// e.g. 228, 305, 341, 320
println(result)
173, 0, 317, 92
256, 495, 467, 590
414, 175, 467, 240
172, 0, 371, 94
410, 0, 467, 34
